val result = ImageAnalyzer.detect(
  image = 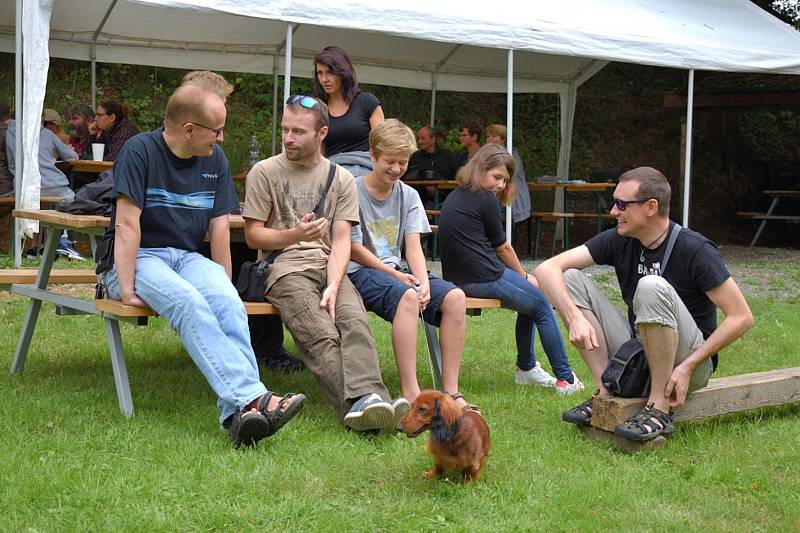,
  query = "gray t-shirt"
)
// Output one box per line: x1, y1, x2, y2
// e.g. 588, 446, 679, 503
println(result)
348, 176, 430, 274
